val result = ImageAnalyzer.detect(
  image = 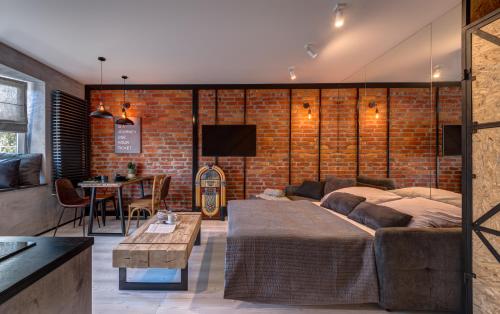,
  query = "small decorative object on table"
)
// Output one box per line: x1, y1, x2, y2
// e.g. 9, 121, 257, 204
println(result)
157, 210, 177, 225
126, 162, 136, 179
